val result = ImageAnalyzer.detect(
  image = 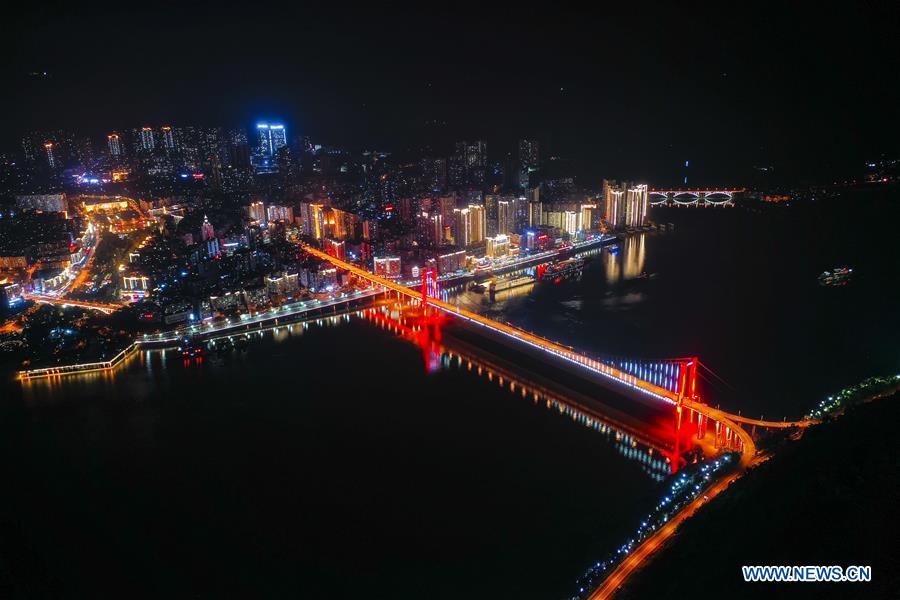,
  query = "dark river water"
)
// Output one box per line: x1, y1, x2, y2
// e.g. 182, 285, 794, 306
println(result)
2, 188, 897, 599
3, 318, 662, 599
